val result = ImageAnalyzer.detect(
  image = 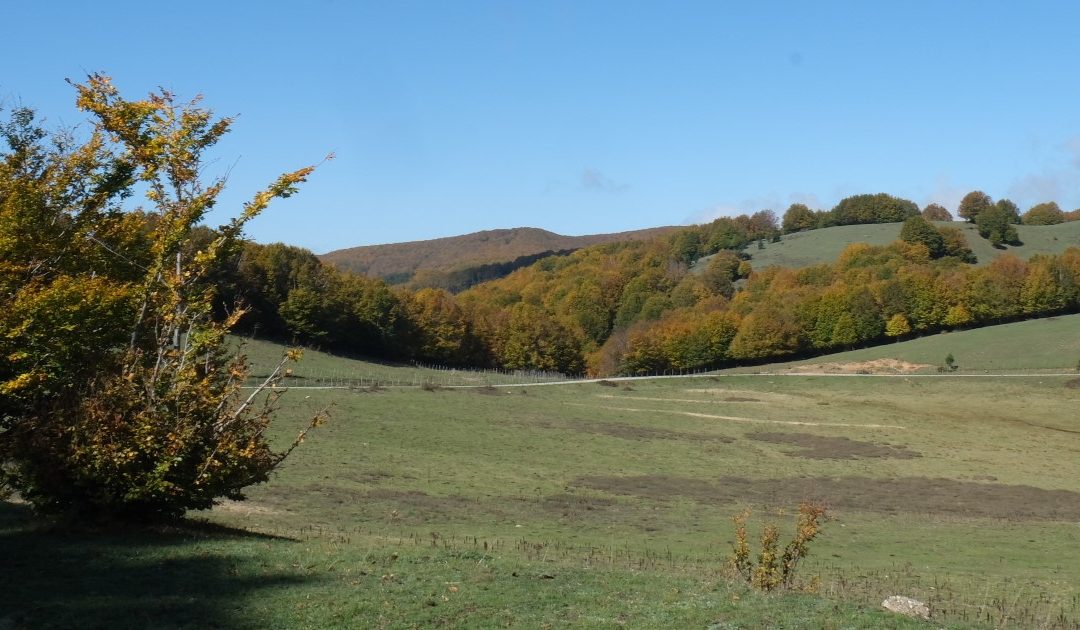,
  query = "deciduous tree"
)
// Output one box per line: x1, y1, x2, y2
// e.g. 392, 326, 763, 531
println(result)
781, 203, 817, 233
975, 204, 1020, 247
1, 75, 324, 521
1022, 201, 1065, 225
922, 203, 952, 222
957, 191, 993, 223
899, 215, 945, 258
